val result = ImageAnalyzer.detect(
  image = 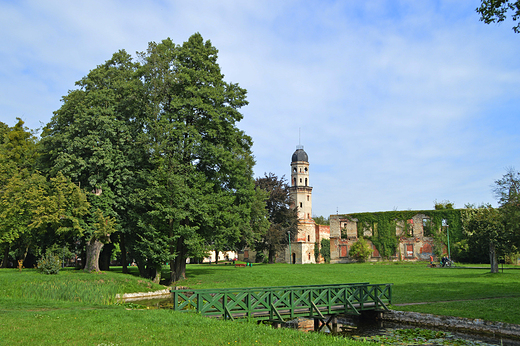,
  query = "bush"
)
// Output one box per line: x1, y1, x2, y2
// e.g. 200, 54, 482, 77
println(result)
37, 252, 61, 275
349, 237, 373, 262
